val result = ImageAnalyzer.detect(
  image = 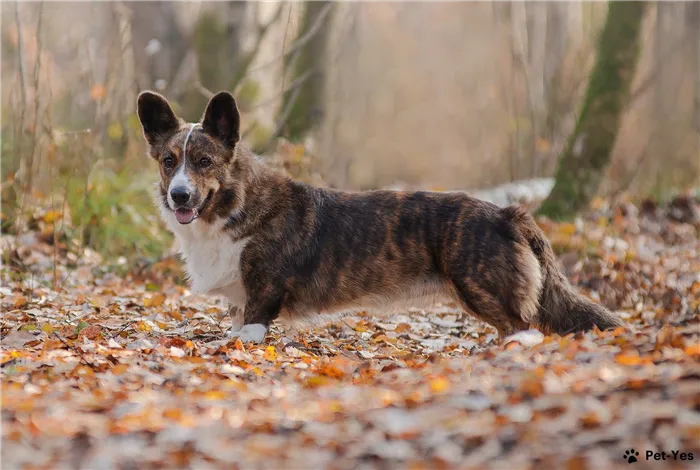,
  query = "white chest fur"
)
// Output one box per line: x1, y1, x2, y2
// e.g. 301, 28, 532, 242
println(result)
160, 208, 250, 308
